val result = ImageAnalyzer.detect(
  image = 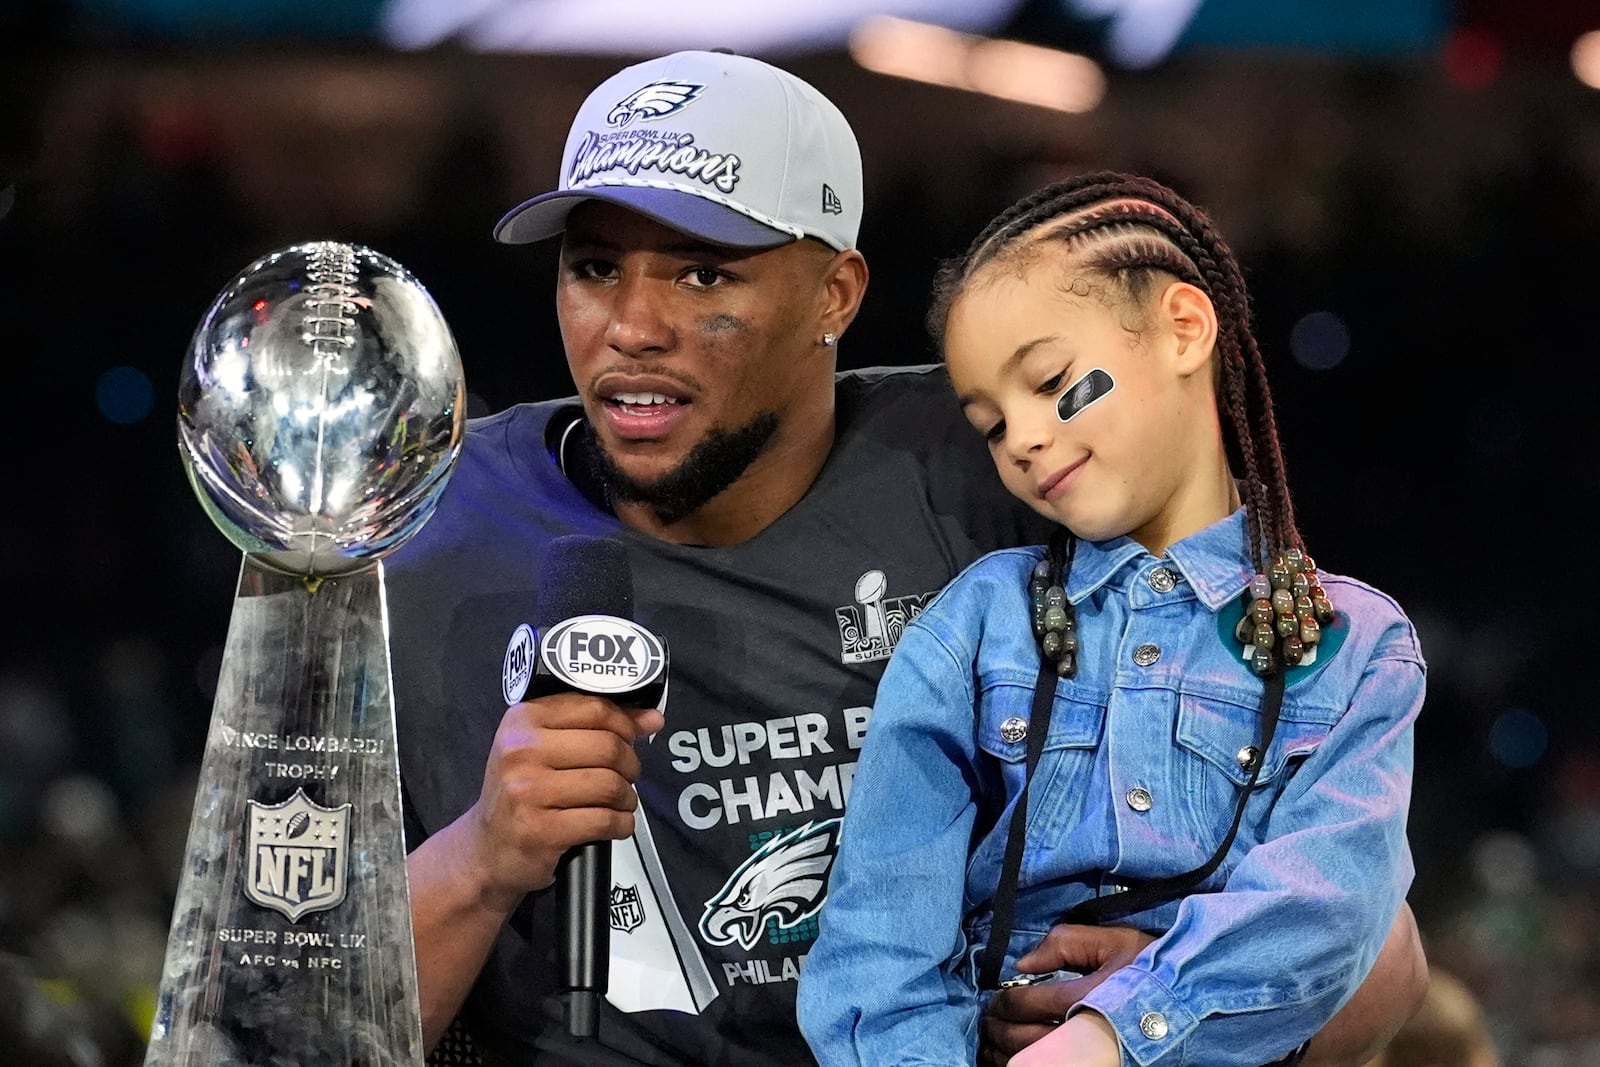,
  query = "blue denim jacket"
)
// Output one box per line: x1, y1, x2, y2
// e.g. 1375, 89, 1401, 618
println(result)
796, 510, 1424, 1066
